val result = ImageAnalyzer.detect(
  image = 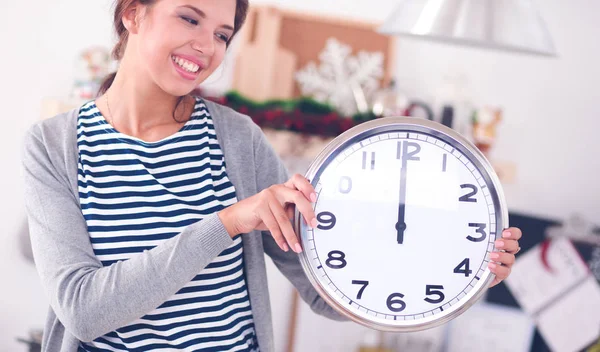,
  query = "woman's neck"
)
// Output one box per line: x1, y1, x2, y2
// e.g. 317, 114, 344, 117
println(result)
98, 58, 194, 140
